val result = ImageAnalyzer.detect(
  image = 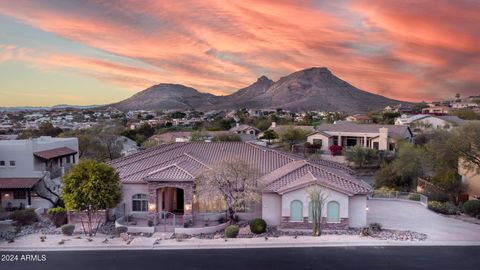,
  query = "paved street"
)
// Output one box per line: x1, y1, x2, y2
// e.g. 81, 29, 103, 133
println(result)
1, 246, 479, 270
367, 200, 480, 241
